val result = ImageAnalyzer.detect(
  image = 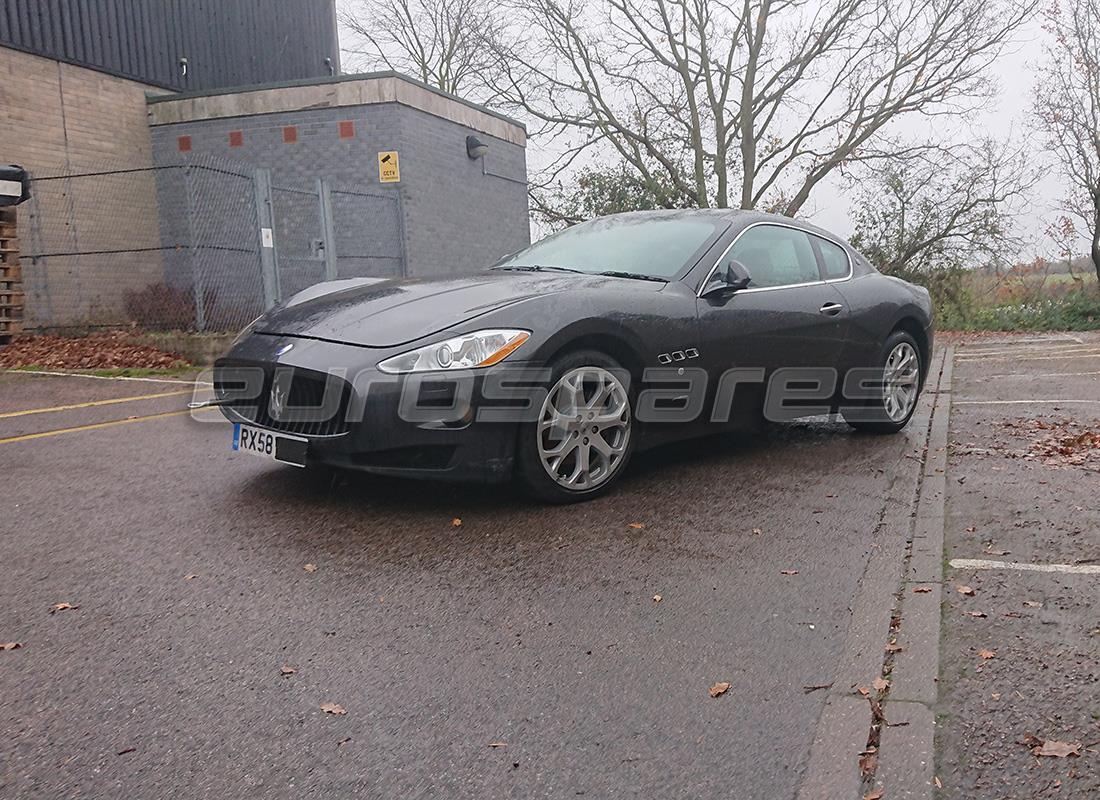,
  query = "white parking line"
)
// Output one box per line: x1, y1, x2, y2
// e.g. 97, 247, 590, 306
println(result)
956, 352, 1100, 363
961, 335, 1083, 350
983, 370, 1100, 379
953, 399, 1100, 405
950, 558, 1100, 575
957, 345, 1100, 359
